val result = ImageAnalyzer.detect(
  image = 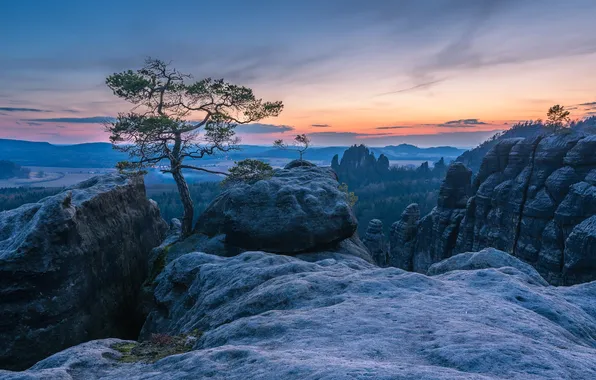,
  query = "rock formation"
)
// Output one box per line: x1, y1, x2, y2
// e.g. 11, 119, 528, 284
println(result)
0, 174, 167, 370
362, 219, 388, 266
392, 133, 596, 285
398, 163, 472, 272
171, 164, 365, 261
389, 203, 419, 269
3, 248, 595, 379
